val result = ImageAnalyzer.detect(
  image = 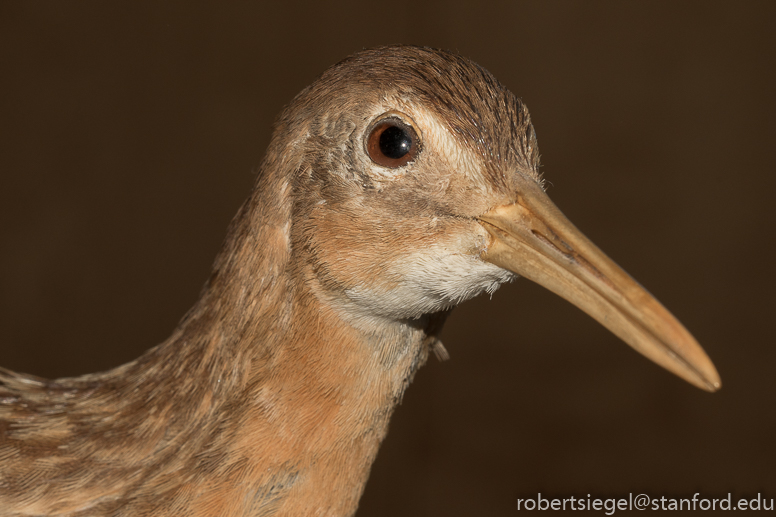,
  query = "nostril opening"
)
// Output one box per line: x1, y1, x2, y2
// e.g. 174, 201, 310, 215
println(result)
531, 229, 565, 256
531, 229, 606, 282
